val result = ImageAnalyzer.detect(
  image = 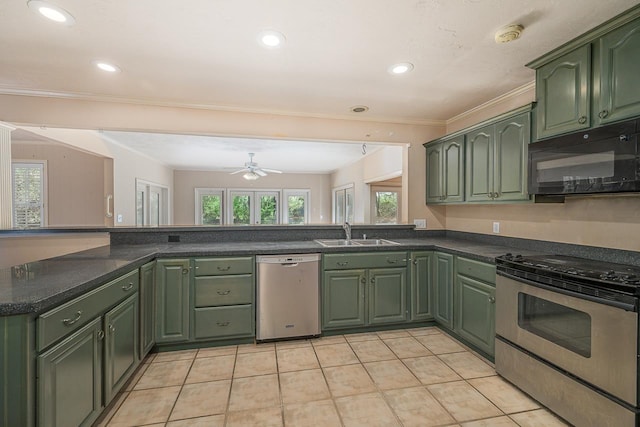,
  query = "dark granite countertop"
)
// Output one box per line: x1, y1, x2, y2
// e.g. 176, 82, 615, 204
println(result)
0, 234, 628, 316
0, 237, 520, 316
